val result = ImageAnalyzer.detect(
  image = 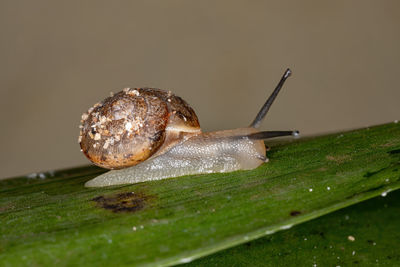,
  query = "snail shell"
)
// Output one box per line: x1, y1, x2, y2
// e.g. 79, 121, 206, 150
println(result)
79, 88, 200, 169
